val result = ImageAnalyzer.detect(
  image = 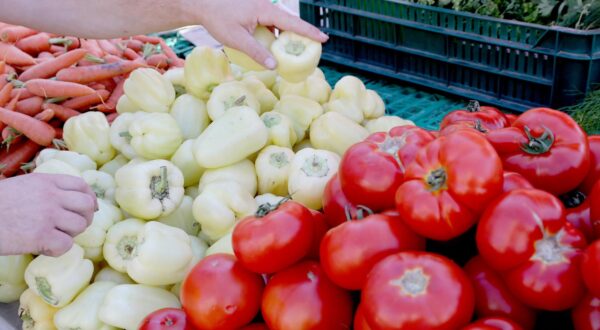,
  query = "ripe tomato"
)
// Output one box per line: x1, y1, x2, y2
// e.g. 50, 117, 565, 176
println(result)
589, 180, 600, 240
354, 305, 372, 330
307, 209, 329, 260
440, 101, 508, 131
486, 108, 590, 196
339, 126, 434, 211
560, 189, 595, 242
232, 201, 314, 274
572, 293, 600, 330
320, 210, 425, 290
462, 317, 524, 330
580, 135, 600, 194
463, 256, 536, 330
502, 172, 533, 193
322, 173, 358, 228
139, 308, 193, 330
581, 240, 600, 297
439, 120, 490, 137
505, 113, 518, 125
395, 130, 503, 240
261, 261, 353, 330
361, 251, 475, 330
476, 189, 587, 311
181, 254, 264, 330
